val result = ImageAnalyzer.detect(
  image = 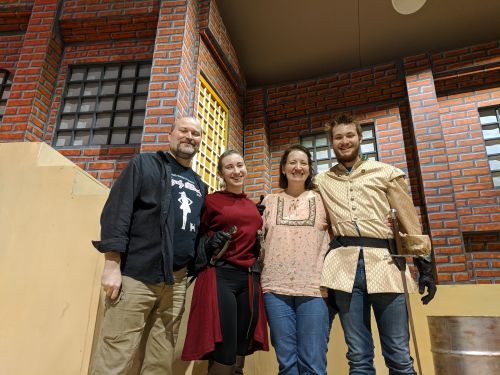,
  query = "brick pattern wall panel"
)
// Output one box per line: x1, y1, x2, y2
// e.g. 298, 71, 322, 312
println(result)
60, 0, 159, 44
244, 88, 271, 199
0, 0, 63, 142
438, 86, 500, 233
61, 0, 158, 19
0, 2, 32, 33
405, 55, 466, 283
177, 0, 199, 119
431, 41, 500, 76
141, 0, 199, 153
464, 232, 500, 284
0, 33, 24, 76
264, 63, 406, 125
204, 0, 244, 82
